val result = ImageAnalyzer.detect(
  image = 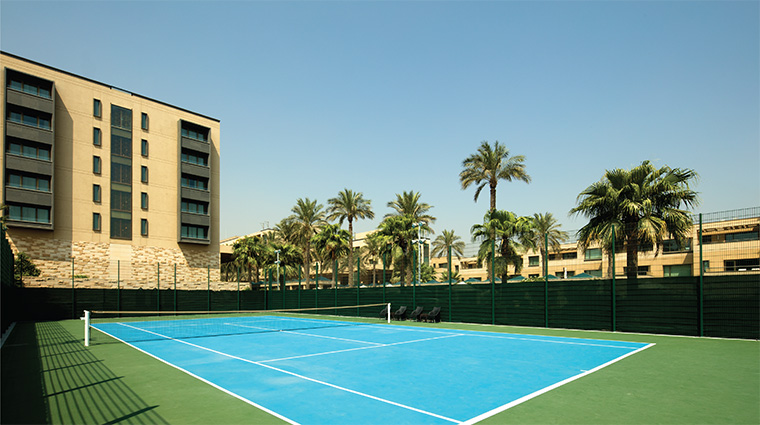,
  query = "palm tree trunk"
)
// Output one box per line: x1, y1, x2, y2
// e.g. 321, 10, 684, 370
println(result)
489, 182, 497, 211
625, 224, 639, 281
